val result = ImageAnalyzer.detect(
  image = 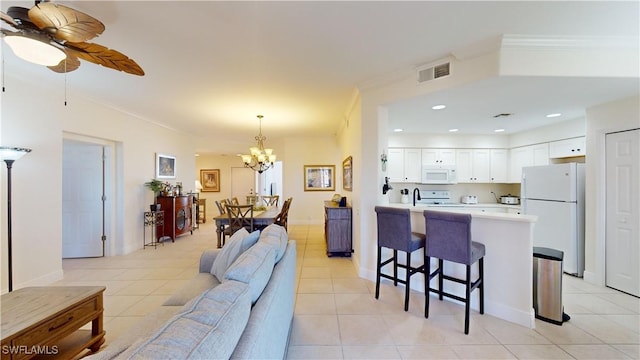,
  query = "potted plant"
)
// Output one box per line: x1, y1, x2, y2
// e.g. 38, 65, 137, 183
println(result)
144, 179, 164, 211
